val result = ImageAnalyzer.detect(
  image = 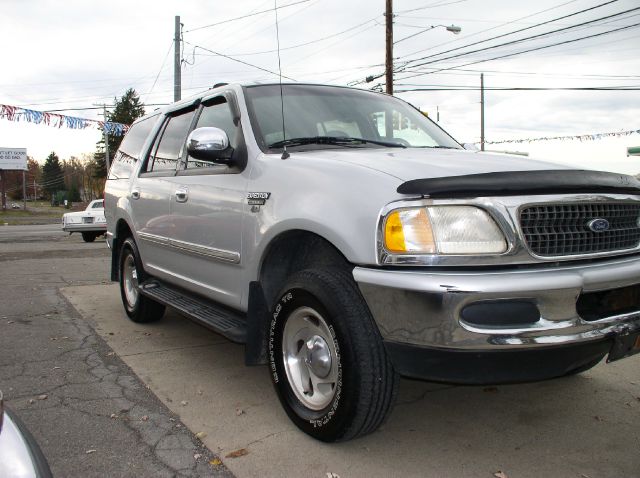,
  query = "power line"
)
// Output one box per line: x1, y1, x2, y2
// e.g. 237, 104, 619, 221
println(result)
145, 41, 174, 101
349, 0, 592, 86
396, 21, 640, 82
394, 86, 640, 92
182, 41, 296, 81
220, 18, 378, 57
399, 4, 637, 72
41, 104, 168, 113
185, 0, 312, 33
395, 0, 583, 62
395, 0, 470, 14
